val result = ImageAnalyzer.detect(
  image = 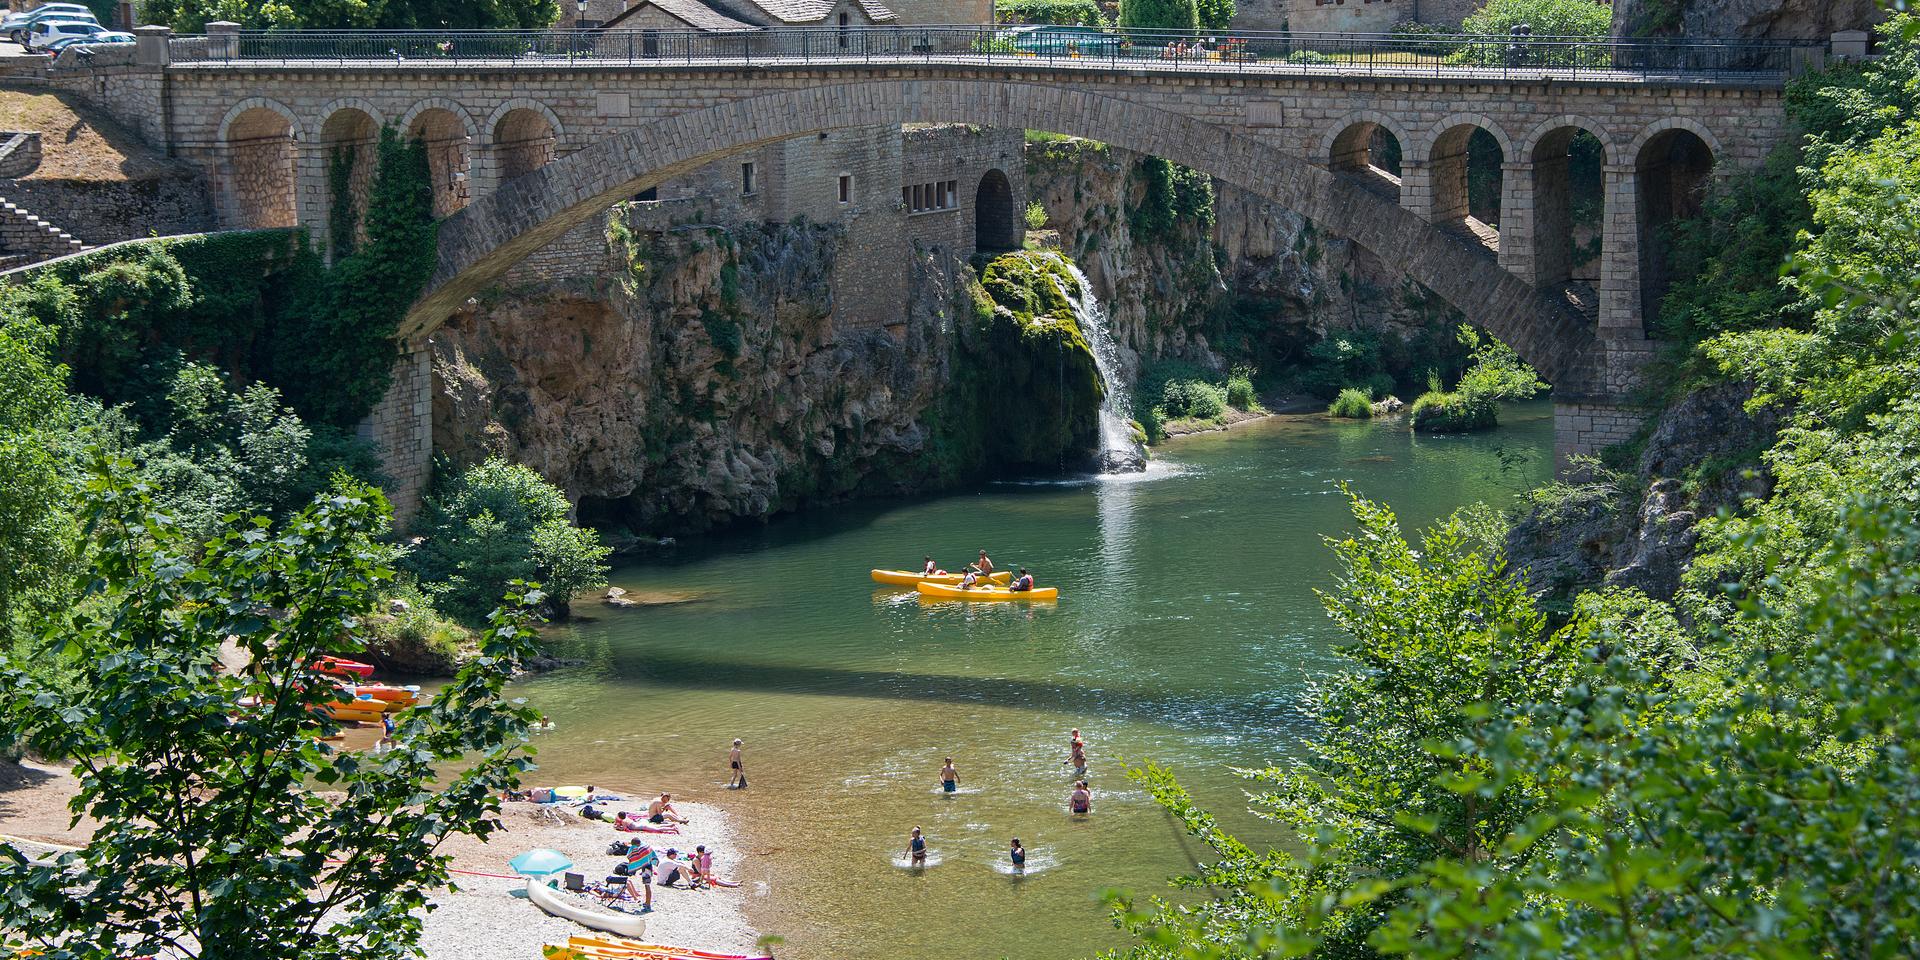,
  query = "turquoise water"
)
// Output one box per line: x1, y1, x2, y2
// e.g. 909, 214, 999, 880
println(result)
512, 404, 1553, 959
